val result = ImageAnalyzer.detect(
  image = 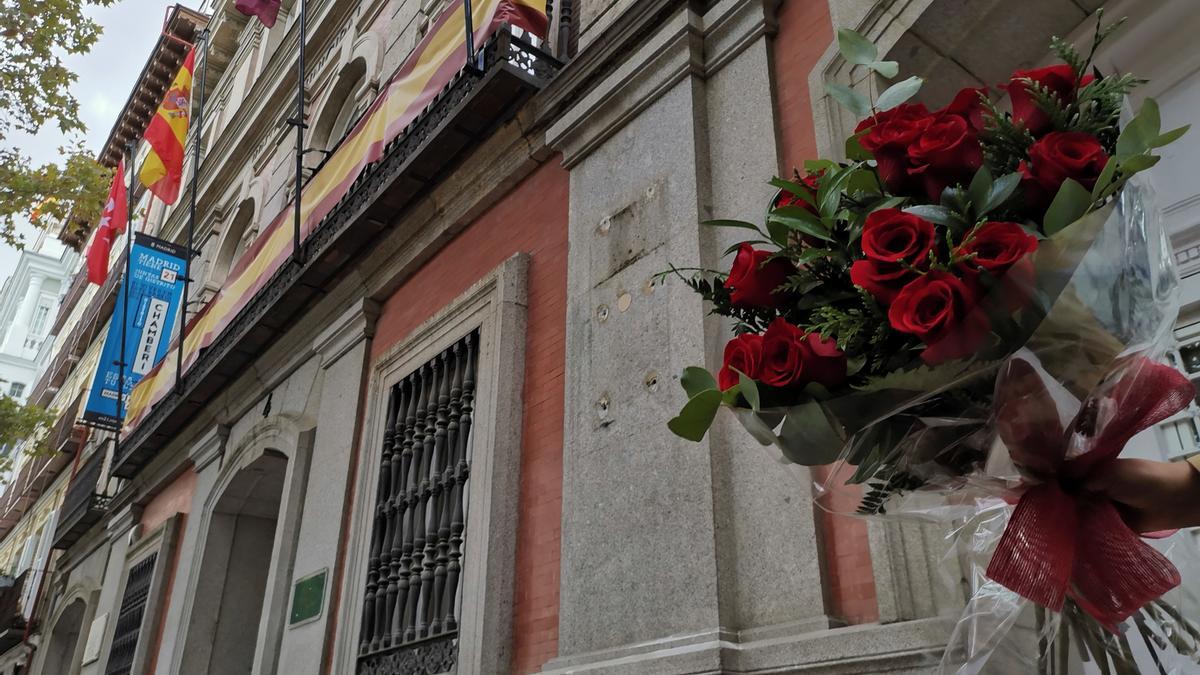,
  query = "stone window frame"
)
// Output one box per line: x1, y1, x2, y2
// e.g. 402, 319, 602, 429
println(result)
335, 253, 530, 674
99, 513, 182, 675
